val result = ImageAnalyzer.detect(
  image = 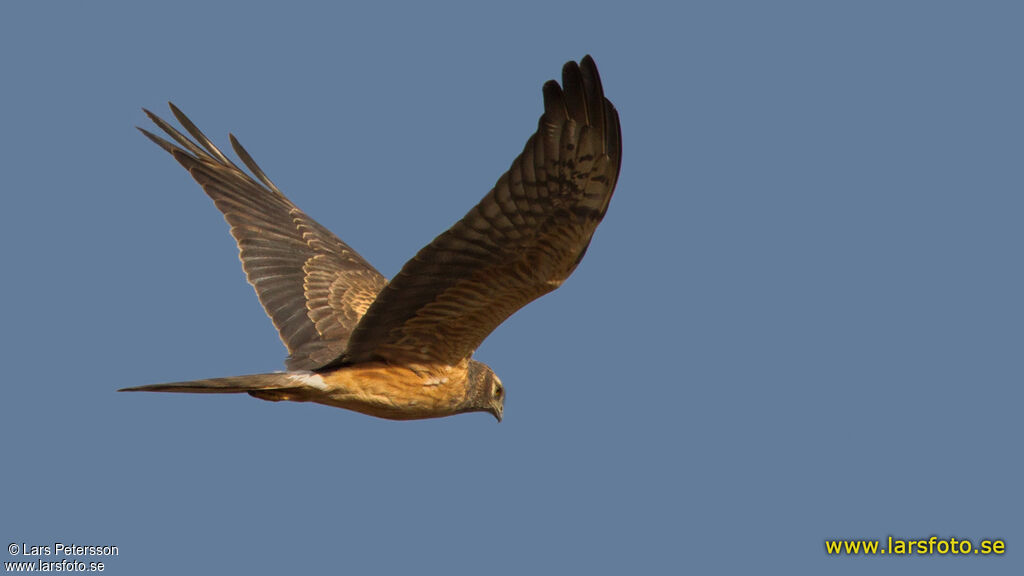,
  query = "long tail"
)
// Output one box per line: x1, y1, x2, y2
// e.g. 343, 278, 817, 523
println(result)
119, 372, 324, 402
